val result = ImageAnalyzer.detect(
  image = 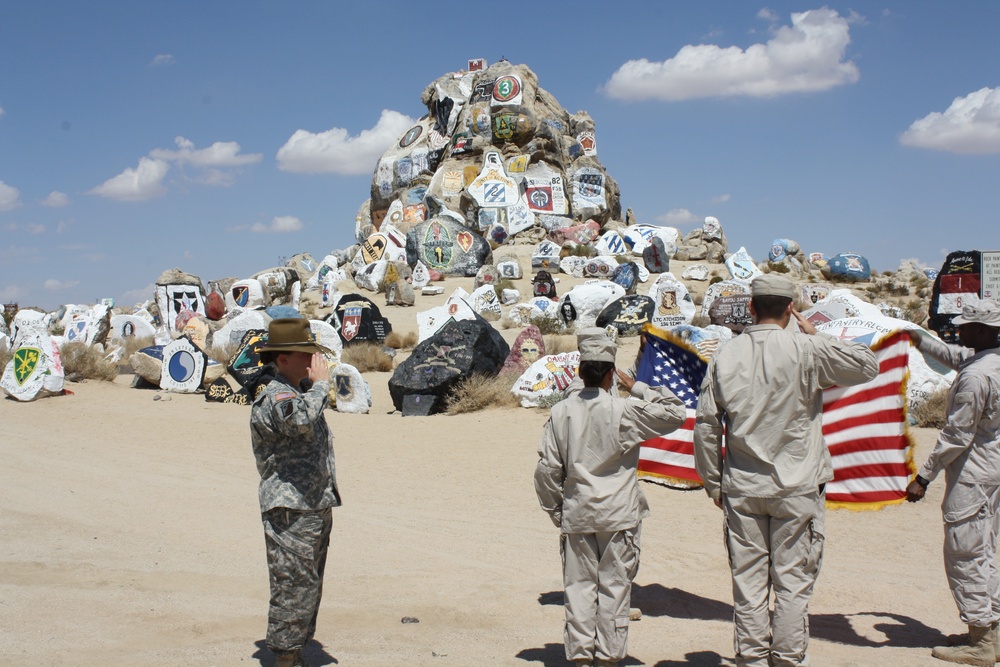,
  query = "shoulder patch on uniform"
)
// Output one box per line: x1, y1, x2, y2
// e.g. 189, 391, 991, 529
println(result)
275, 391, 296, 402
